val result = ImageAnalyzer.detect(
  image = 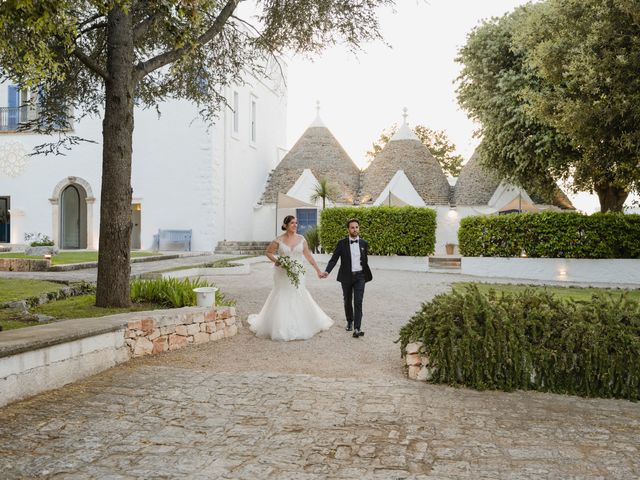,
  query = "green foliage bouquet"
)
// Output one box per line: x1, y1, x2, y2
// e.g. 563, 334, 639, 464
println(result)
276, 255, 306, 288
